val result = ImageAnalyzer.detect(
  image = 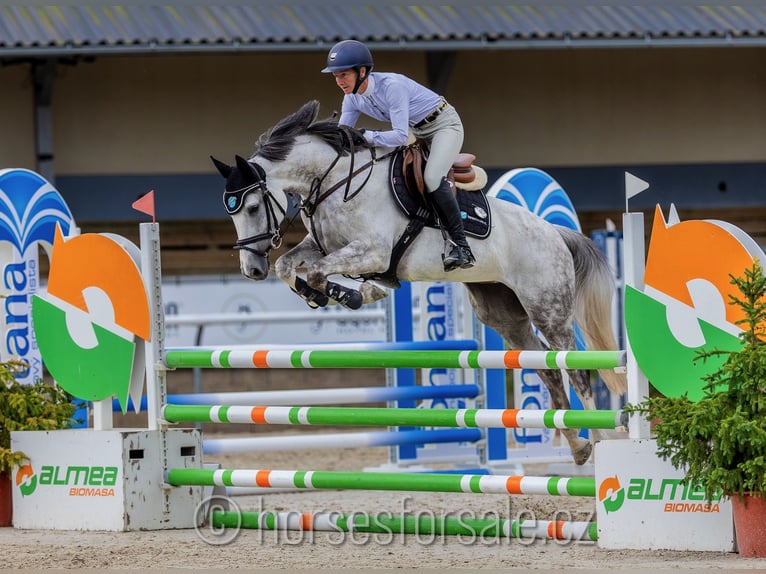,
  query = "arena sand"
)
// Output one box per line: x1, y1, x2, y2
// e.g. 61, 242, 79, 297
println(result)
1, 431, 764, 572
